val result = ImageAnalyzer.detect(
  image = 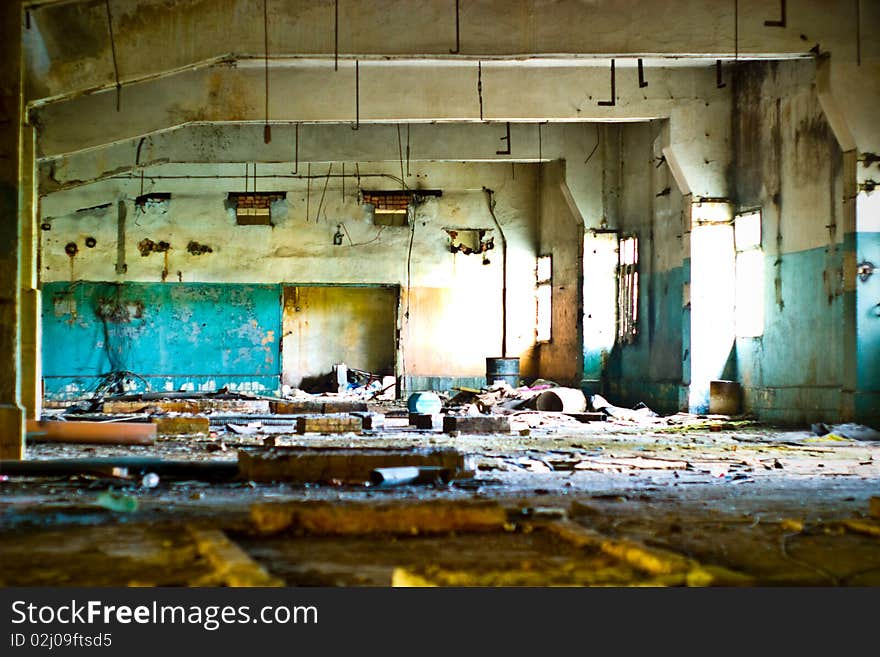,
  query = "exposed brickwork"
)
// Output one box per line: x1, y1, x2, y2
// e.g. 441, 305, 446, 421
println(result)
361, 191, 411, 211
